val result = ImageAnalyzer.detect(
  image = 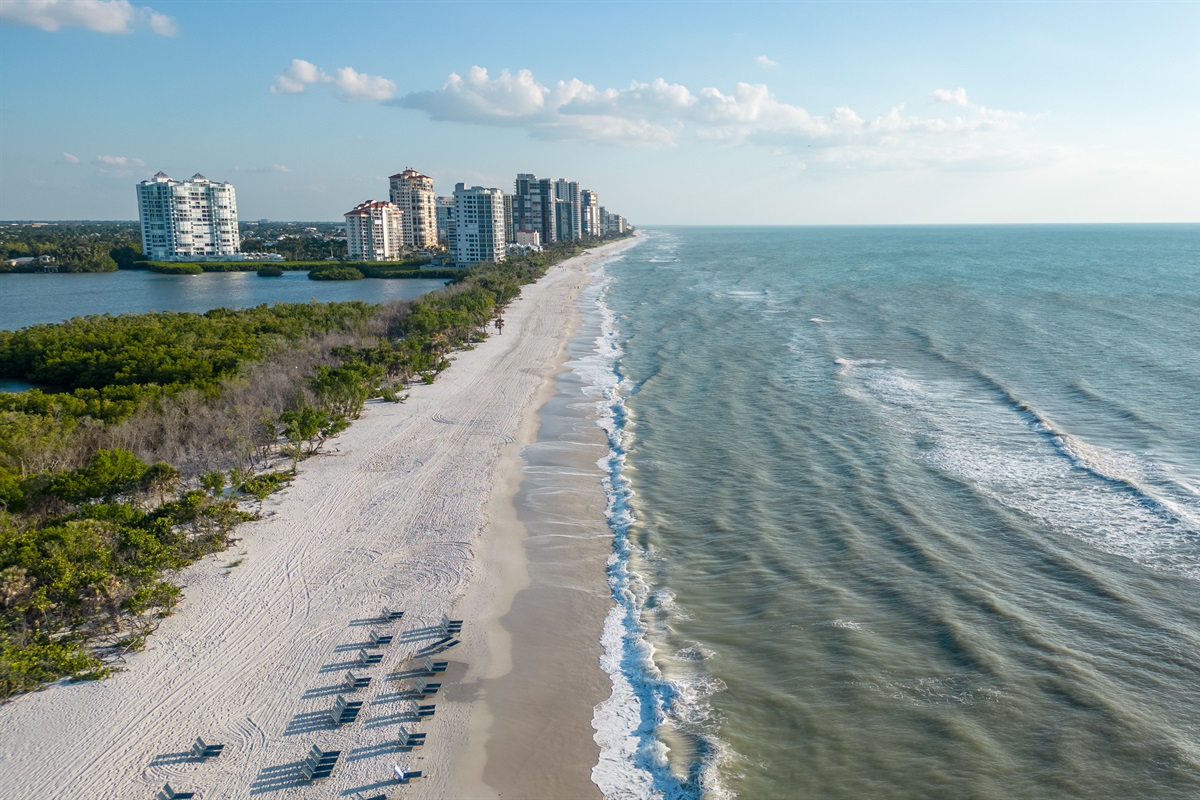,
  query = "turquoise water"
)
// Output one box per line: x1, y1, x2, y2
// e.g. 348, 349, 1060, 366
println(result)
0, 270, 447, 330
585, 226, 1200, 799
